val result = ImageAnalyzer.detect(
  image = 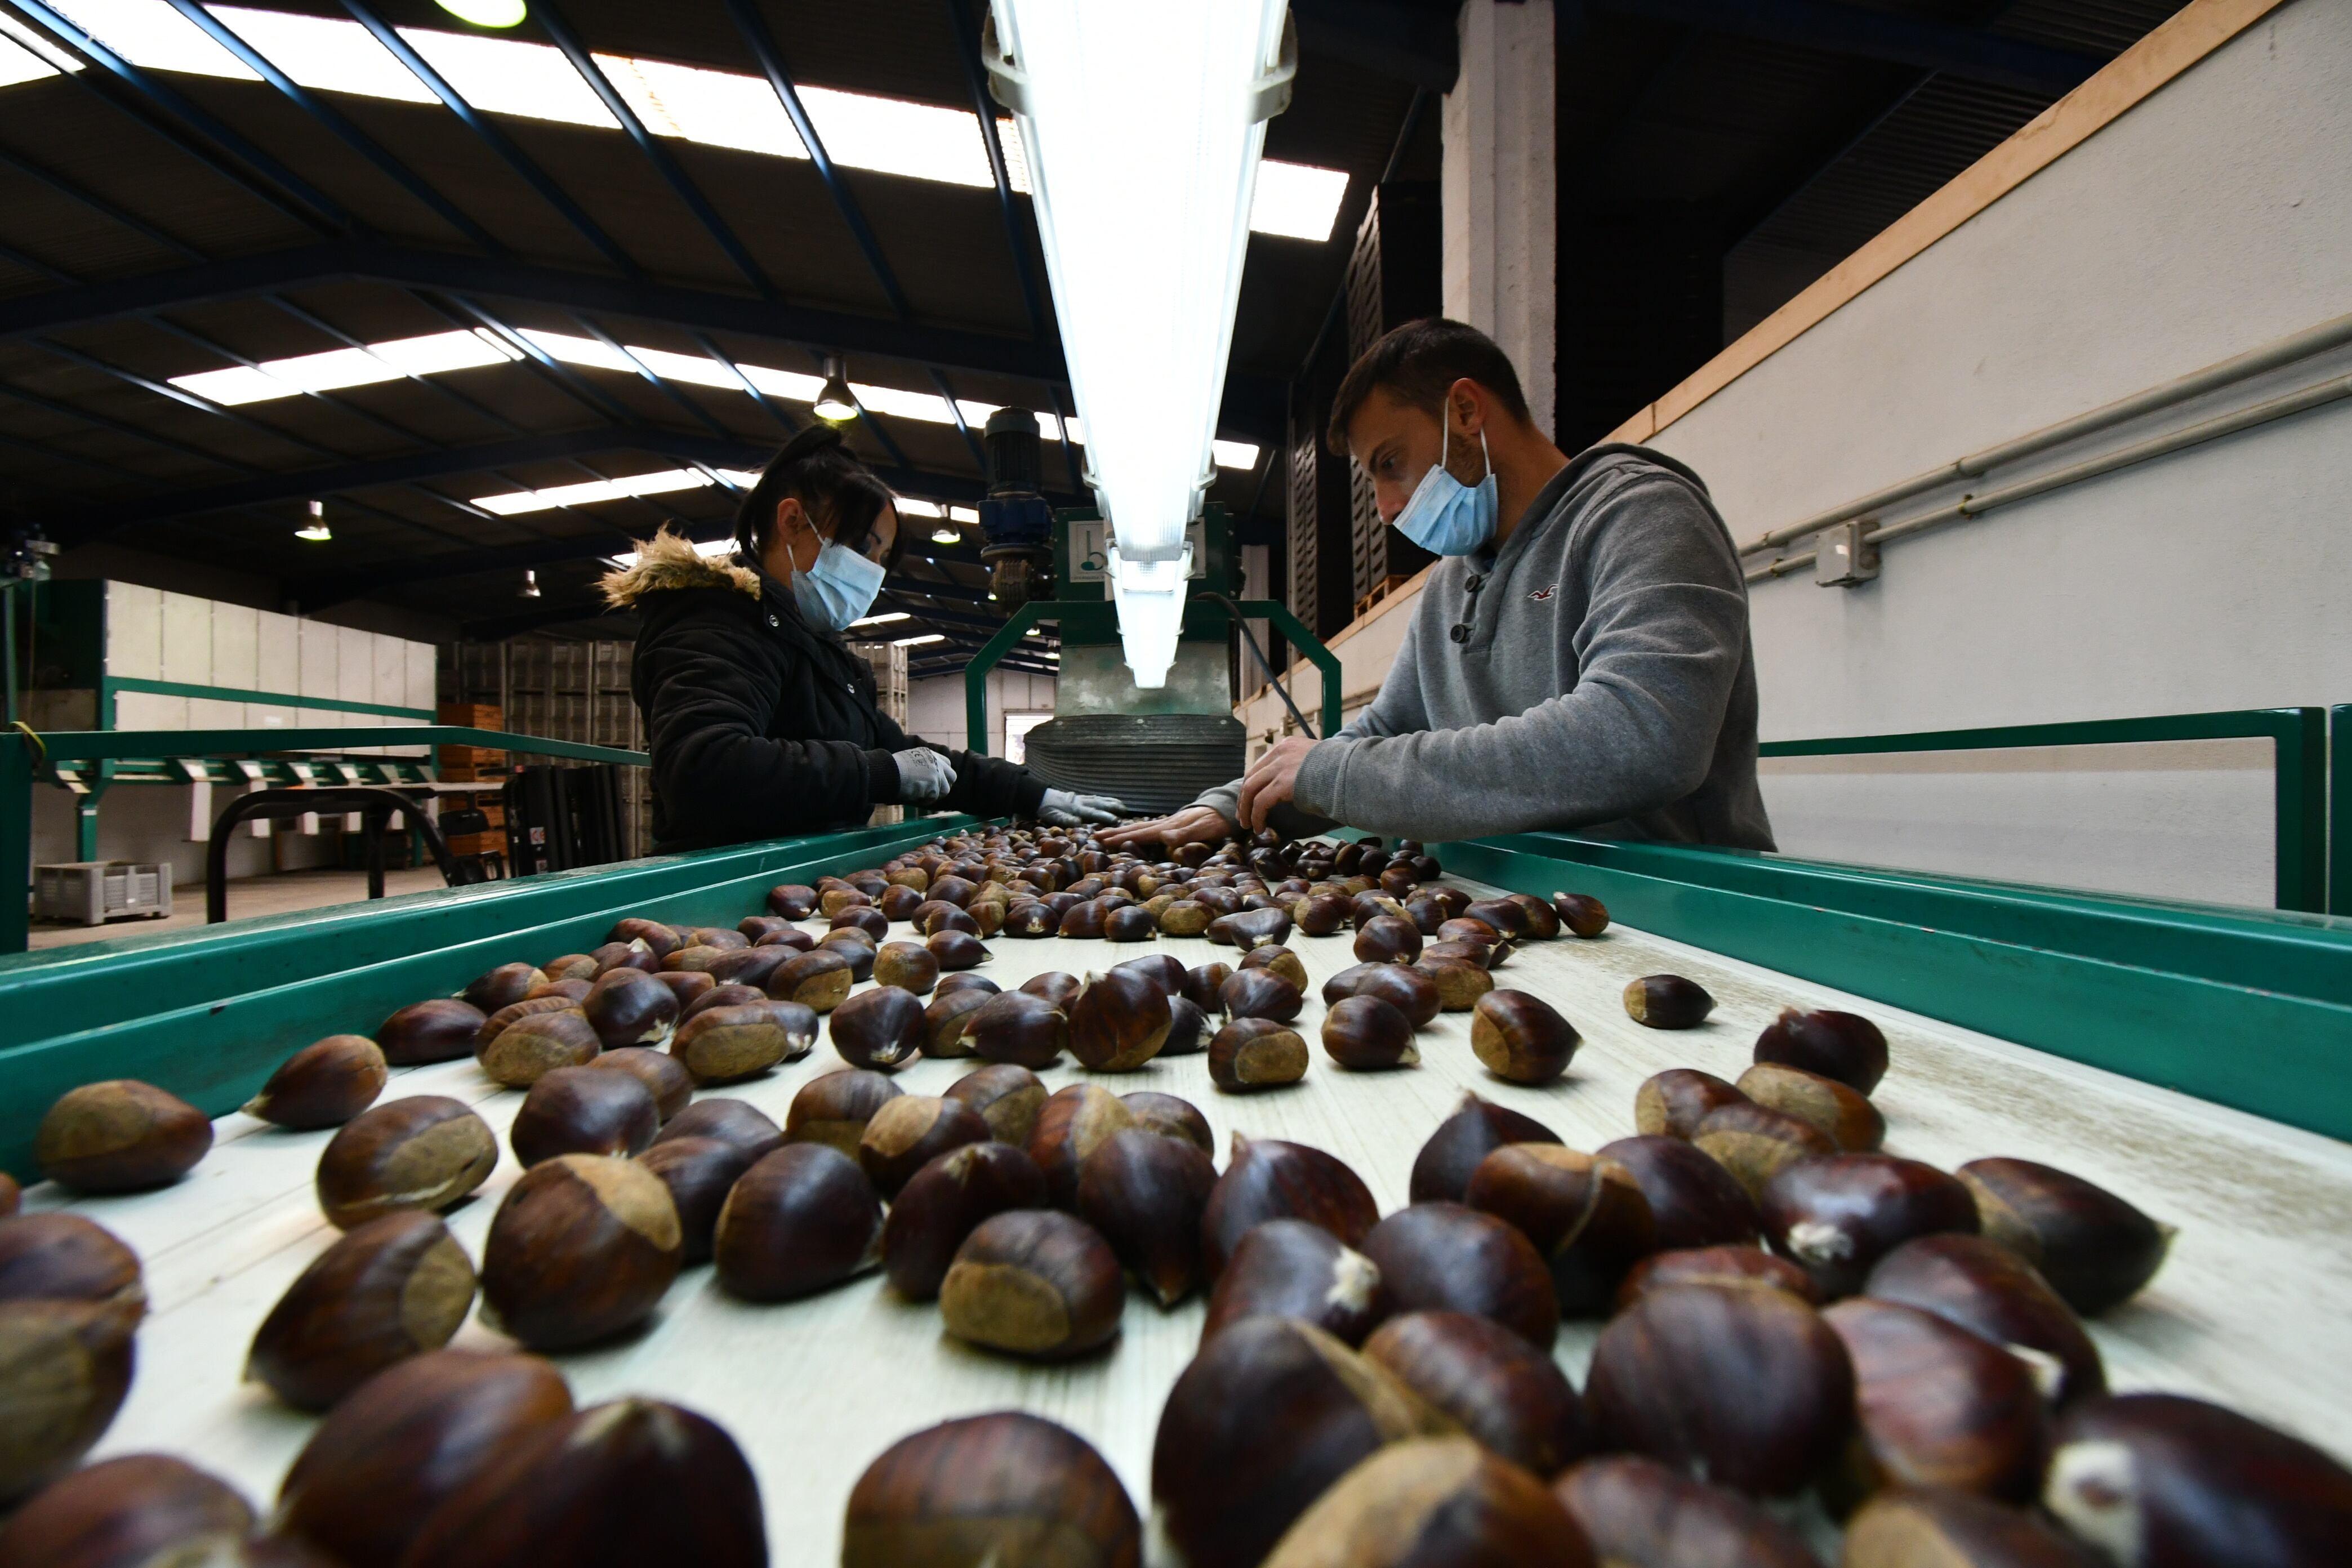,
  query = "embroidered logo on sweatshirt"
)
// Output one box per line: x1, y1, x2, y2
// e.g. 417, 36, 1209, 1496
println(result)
1530, 583, 1558, 602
